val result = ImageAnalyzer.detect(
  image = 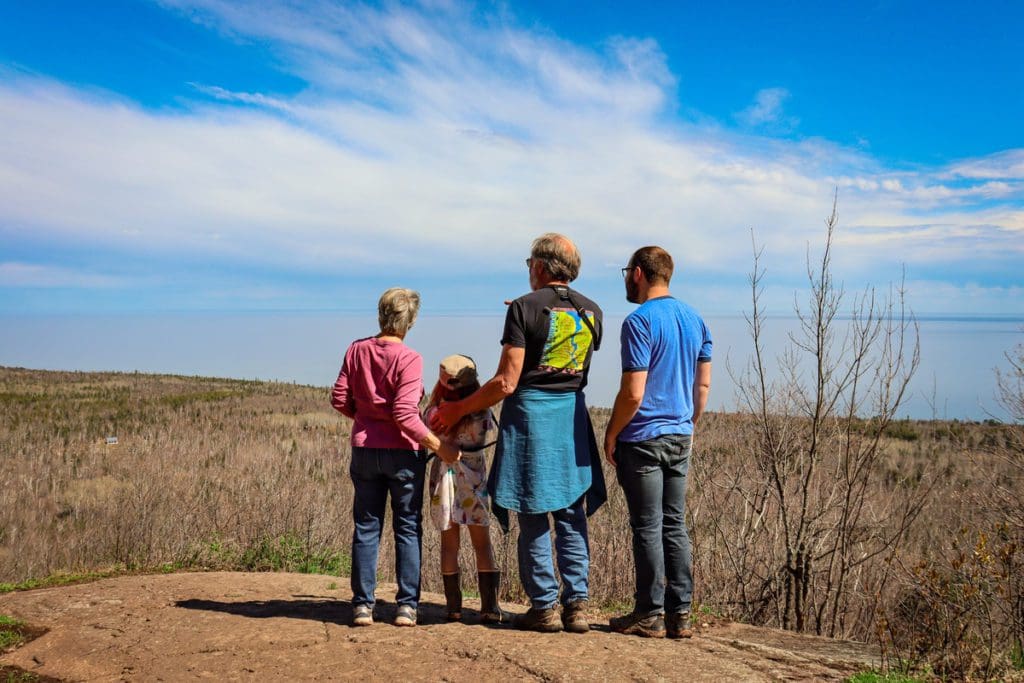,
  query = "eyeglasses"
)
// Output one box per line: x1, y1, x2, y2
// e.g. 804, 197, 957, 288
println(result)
621, 266, 633, 278
525, 258, 533, 268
